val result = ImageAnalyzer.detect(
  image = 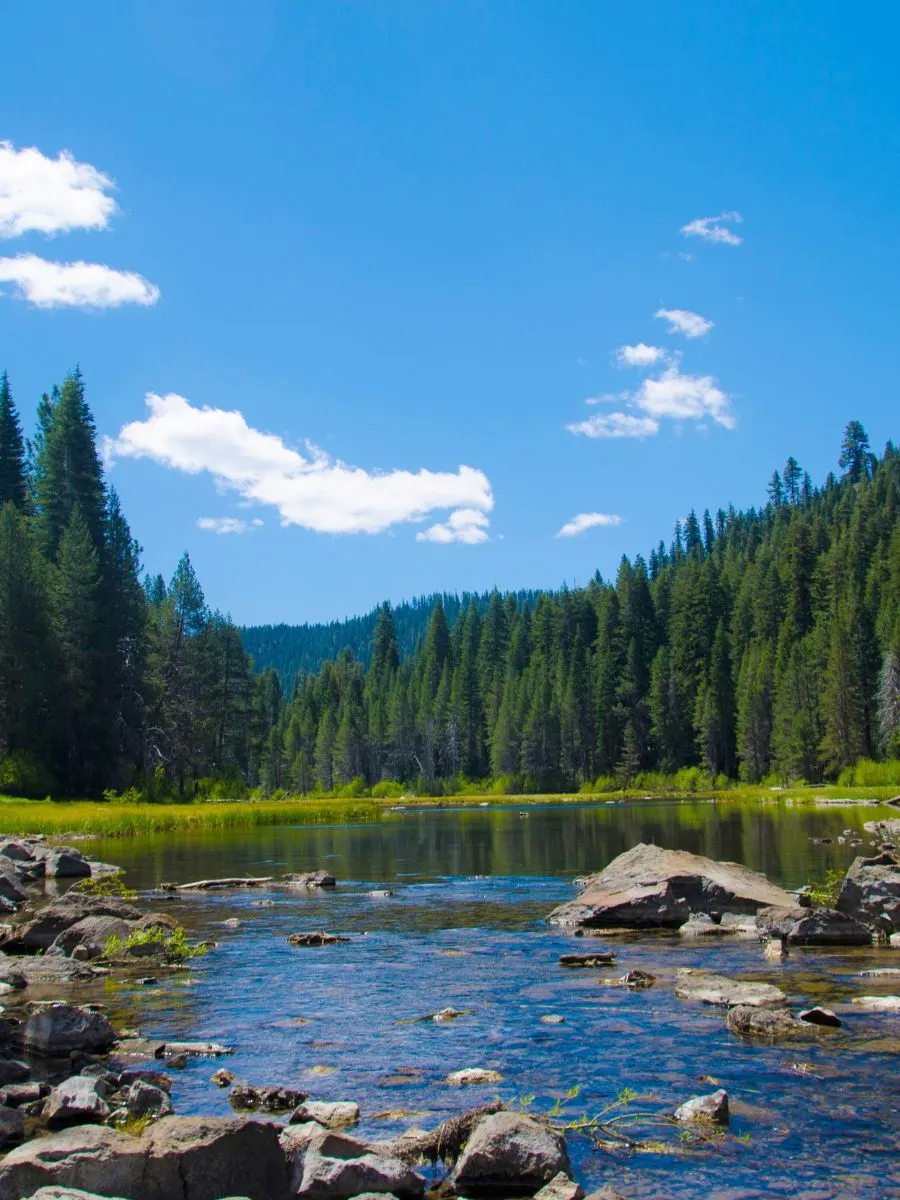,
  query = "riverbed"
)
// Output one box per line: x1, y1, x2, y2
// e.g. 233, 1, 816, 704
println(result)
68, 801, 900, 1199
